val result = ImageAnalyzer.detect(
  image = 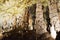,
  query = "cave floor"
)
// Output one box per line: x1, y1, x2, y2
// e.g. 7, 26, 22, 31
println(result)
1, 30, 60, 40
